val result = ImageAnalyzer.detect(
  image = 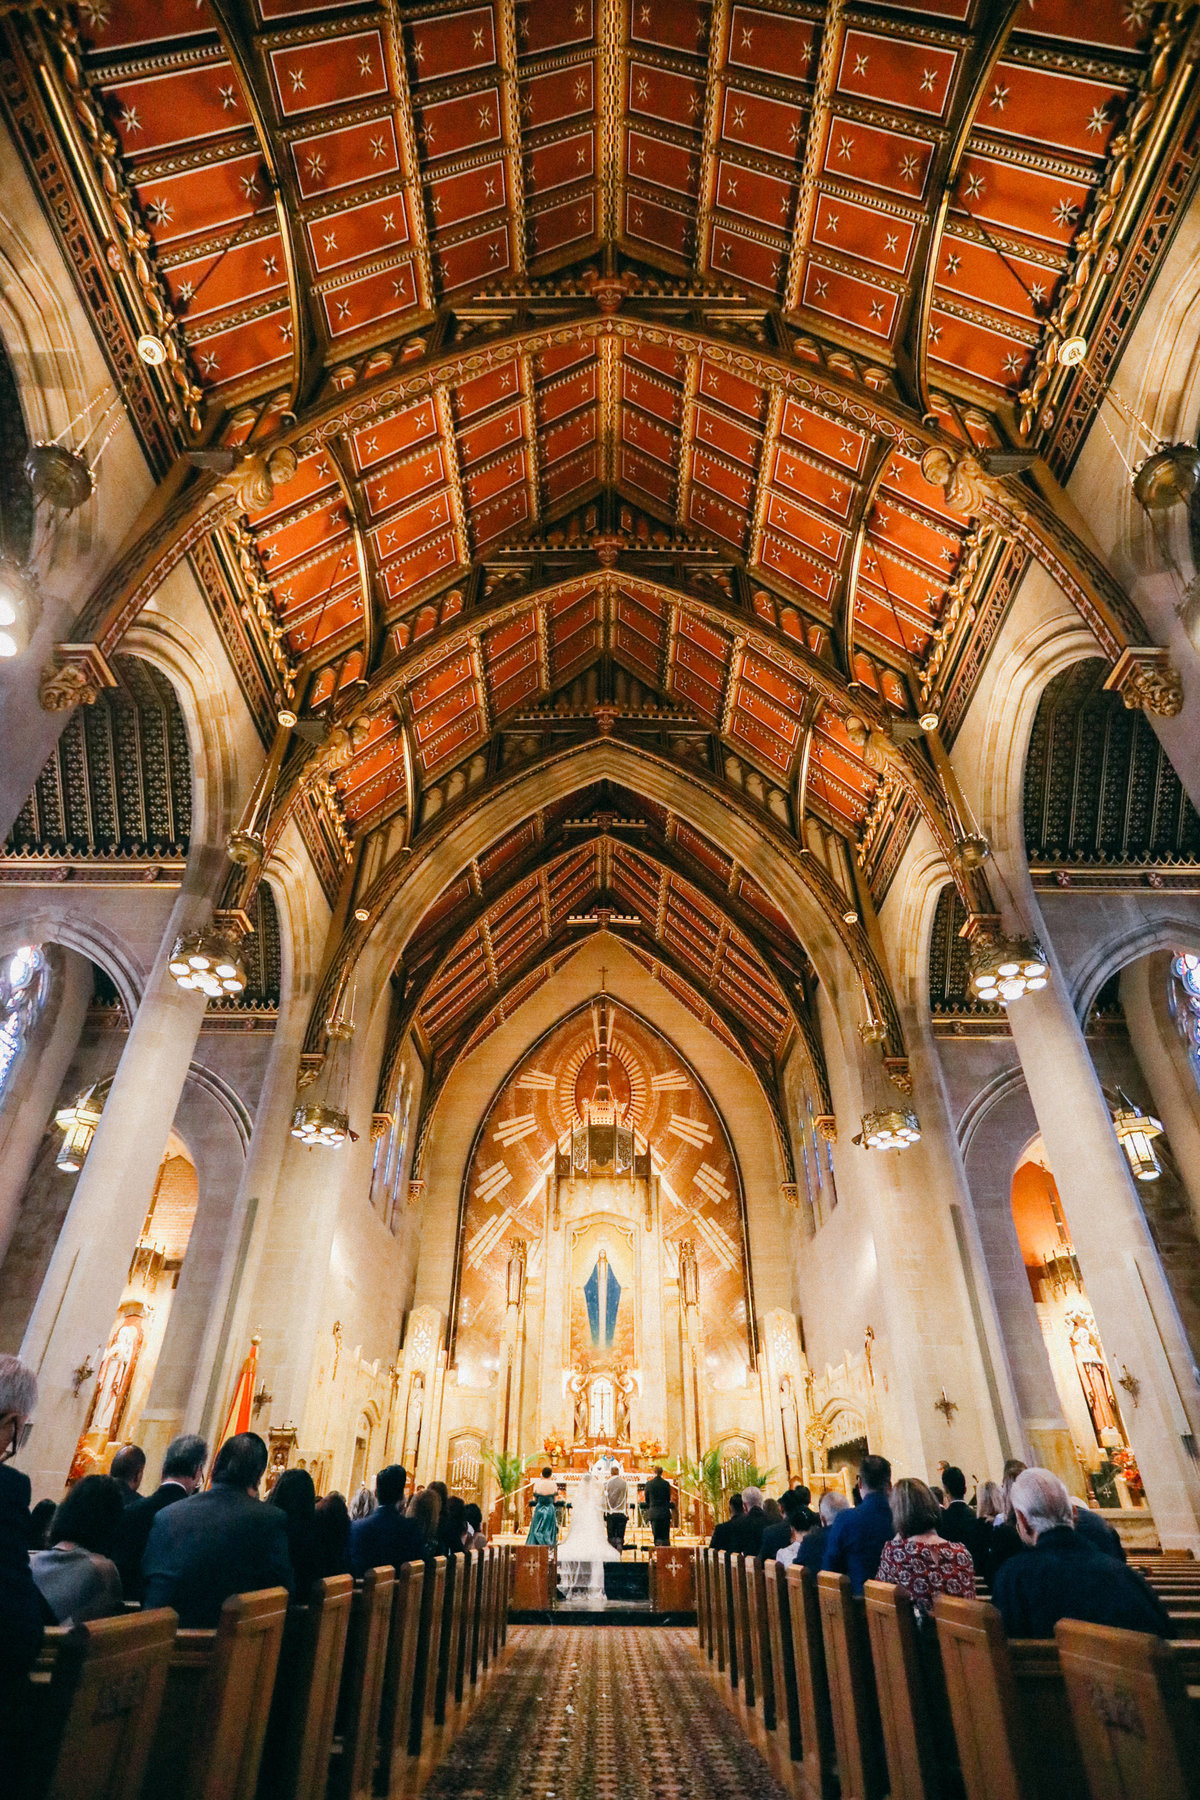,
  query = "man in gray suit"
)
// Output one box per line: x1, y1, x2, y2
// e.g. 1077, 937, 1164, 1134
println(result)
604, 1460, 628, 1550
142, 1432, 293, 1626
